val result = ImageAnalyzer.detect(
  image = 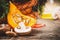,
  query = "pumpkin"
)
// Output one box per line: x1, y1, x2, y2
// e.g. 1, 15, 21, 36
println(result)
7, 2, 36, 28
